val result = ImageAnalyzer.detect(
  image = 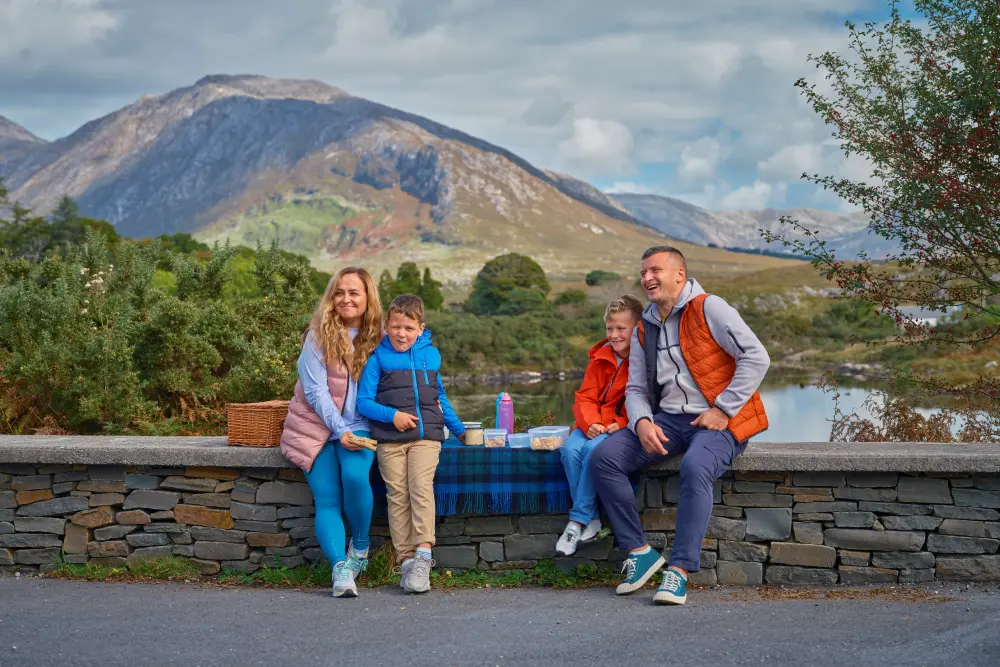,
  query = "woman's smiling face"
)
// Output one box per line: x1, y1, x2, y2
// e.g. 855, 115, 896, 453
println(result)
333, 272, 367, 327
